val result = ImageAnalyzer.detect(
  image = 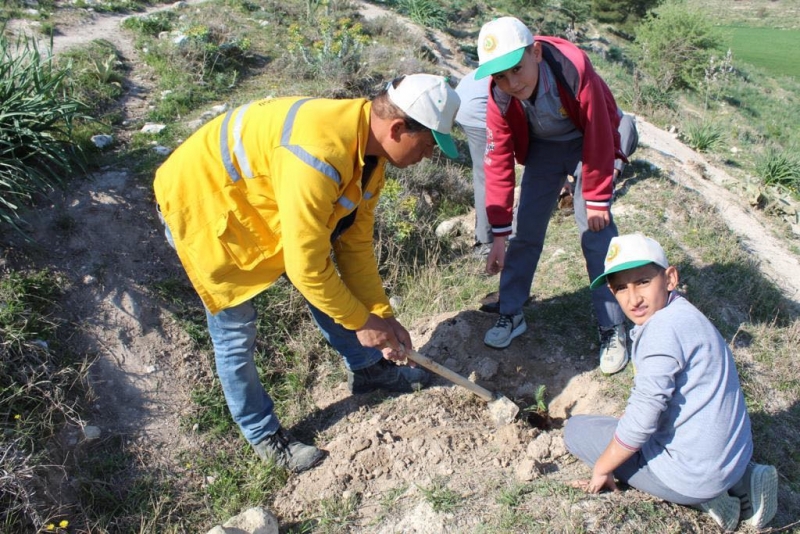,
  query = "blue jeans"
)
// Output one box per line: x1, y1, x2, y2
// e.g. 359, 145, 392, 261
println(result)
160, 212, 383, 445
